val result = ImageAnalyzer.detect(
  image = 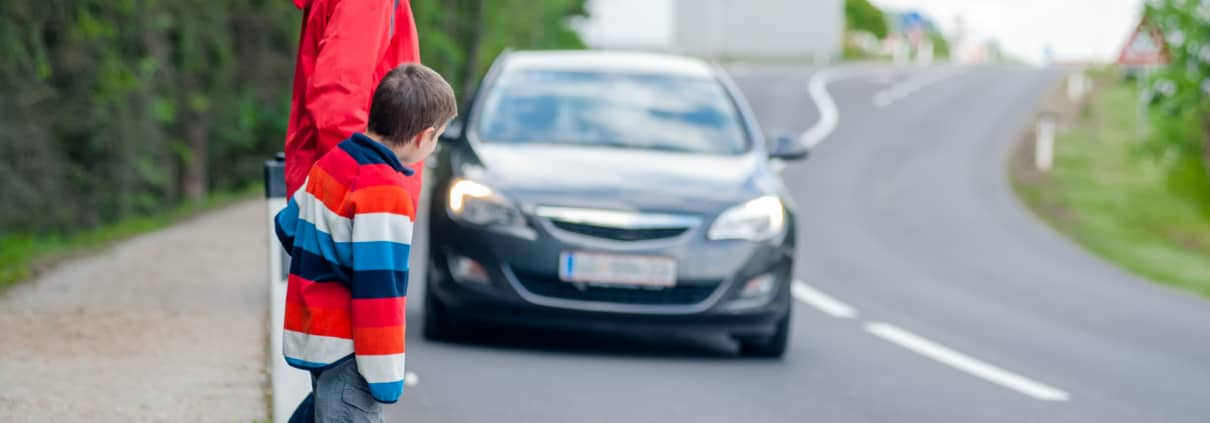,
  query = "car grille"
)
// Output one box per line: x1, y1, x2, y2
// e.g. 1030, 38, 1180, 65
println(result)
513, 271, 719, 305
550, 220, 689, 241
